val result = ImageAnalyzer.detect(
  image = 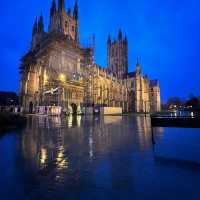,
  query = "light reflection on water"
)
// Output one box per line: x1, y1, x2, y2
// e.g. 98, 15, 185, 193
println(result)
0, 115, 200, 200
